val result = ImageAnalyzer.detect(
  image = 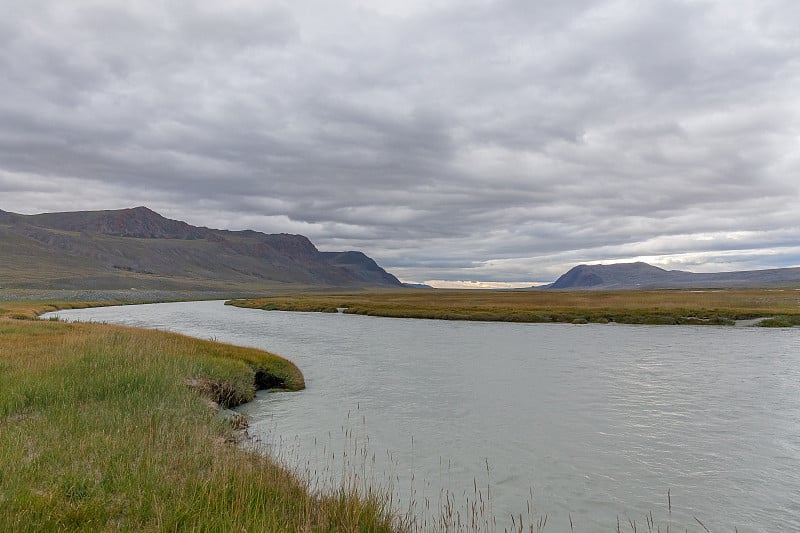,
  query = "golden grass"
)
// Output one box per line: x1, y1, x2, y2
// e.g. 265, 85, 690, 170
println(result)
0, 301, 124, 320
0, 303, 398, 532
228, 288, 800, 326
